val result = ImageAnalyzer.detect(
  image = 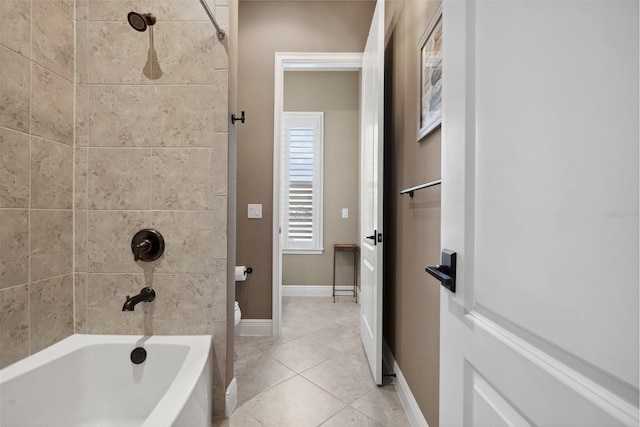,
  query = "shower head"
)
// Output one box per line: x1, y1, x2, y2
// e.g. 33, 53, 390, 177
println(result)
127, 12, 156, 32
